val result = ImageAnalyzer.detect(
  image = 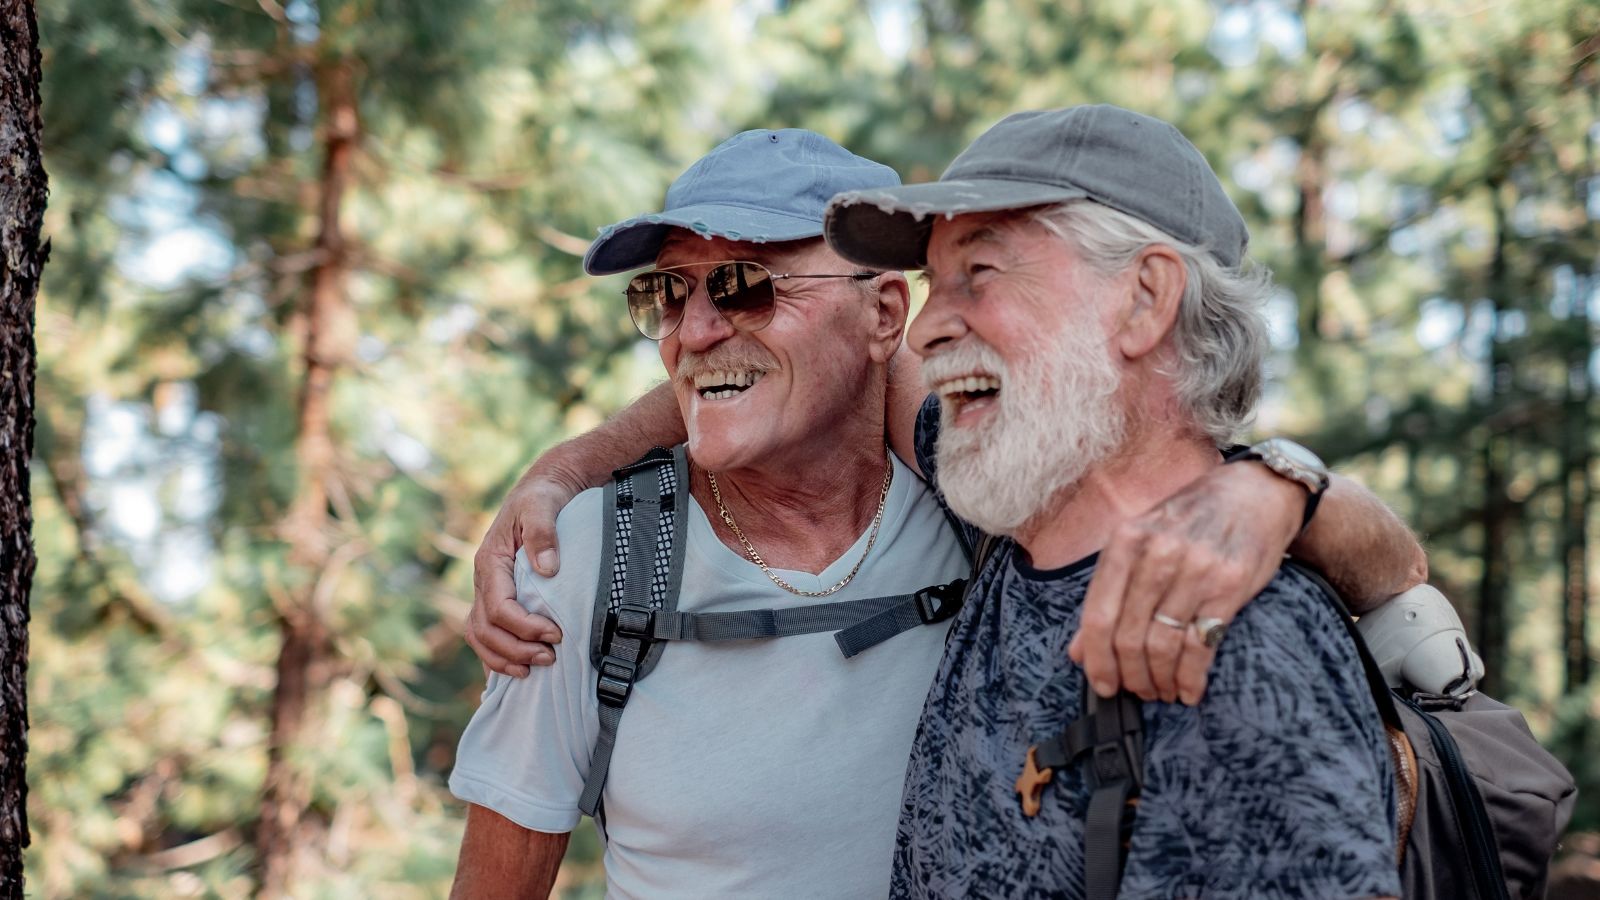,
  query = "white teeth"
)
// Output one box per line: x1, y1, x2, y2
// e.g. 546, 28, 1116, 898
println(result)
693, 369, 765, 394
935, 374, 1001, 398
